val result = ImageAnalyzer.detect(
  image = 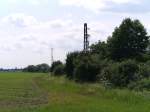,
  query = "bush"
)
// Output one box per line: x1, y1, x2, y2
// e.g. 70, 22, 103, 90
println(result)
101, 60, 139, 87
65, 51, 80, 79
53, 64, 65, 76
73, 54, 100, 82
131, 61, 150, 91
128, 78, 150, 91
138, 63, 150, 78
51, 61, 63, 72
90, 41, 108, 59
135, 54, 150, 62
51, 60, 65, 76
36, 64, 50, 73
98, 61, 114, 83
